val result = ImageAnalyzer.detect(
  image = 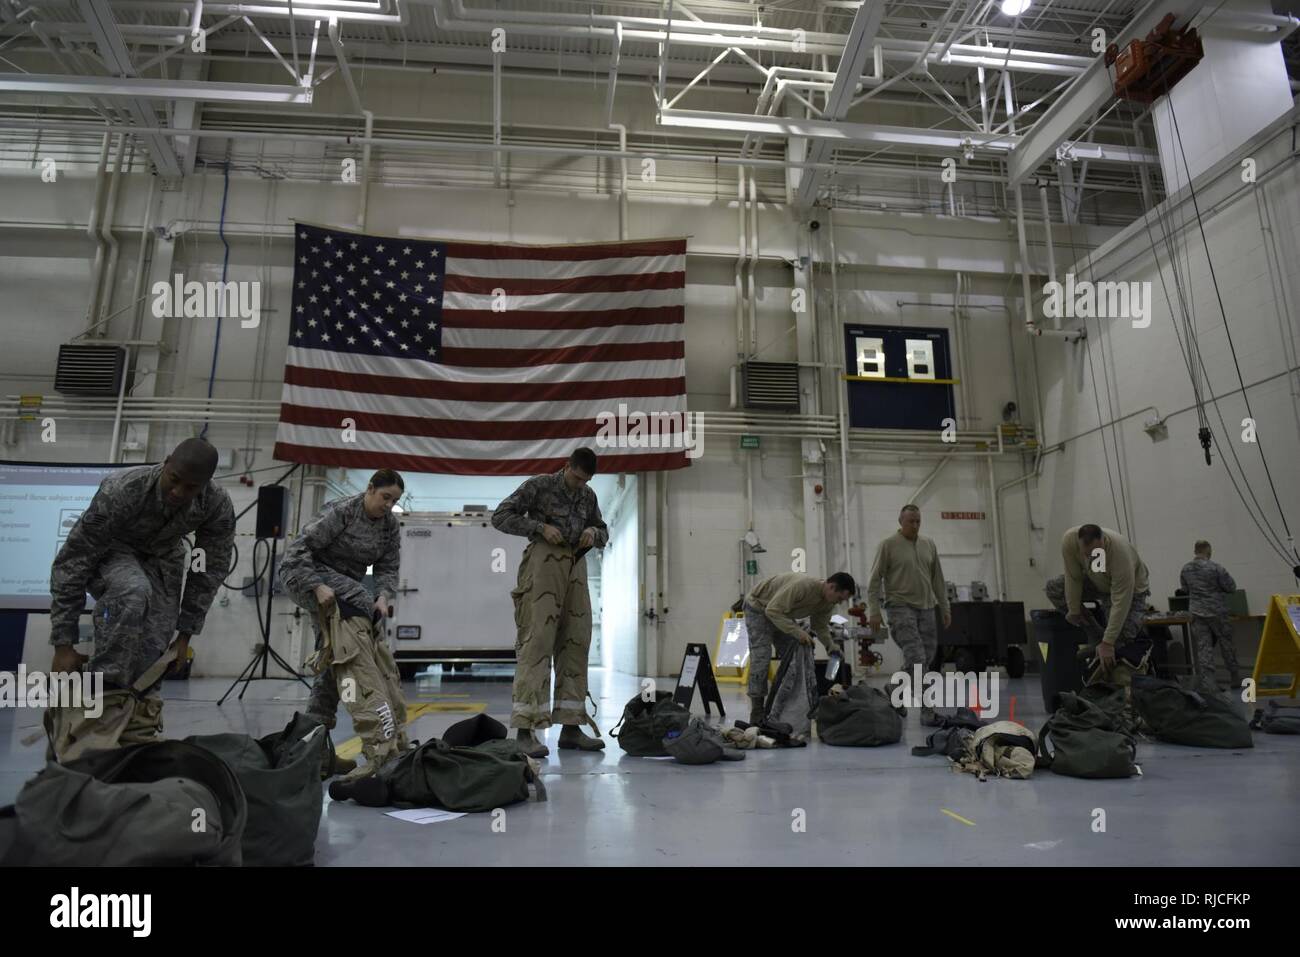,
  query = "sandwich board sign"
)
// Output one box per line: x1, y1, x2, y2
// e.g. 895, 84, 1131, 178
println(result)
674, 643, 726, 717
